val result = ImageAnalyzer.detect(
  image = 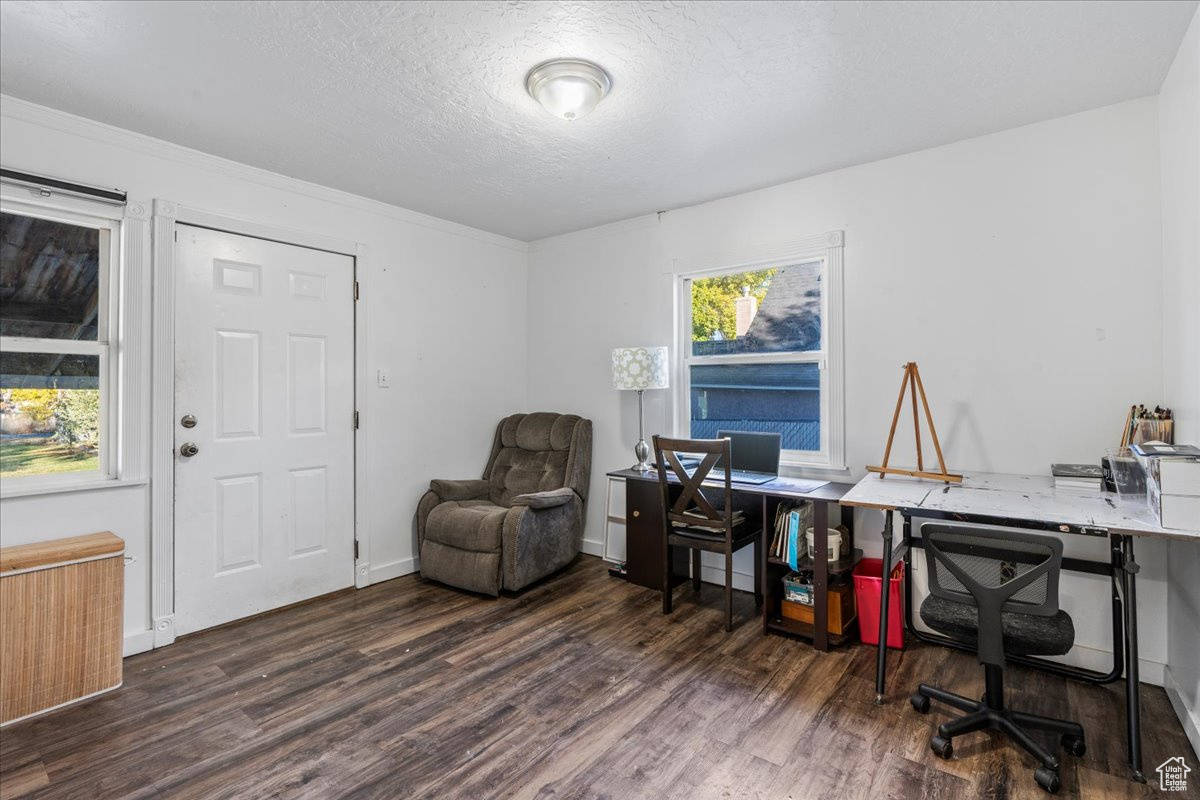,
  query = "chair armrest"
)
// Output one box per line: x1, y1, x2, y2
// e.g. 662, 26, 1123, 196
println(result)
502, 493, 584, 591
510, 488, 577, 509
429, 479, 490, 501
